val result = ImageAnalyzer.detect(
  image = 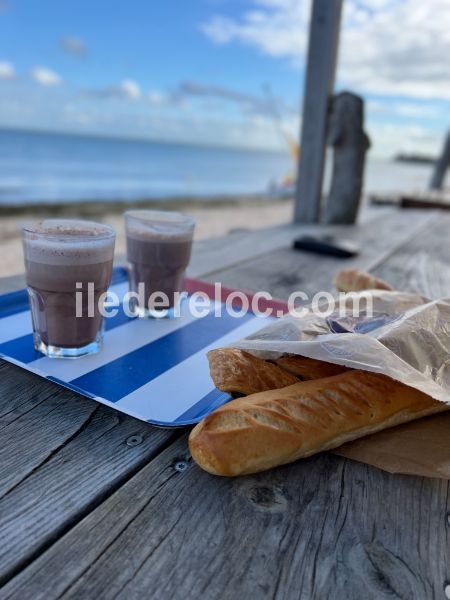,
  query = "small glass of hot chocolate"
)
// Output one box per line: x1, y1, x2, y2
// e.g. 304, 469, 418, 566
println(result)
22, 219, 116, 358
124, 210, 195, 318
